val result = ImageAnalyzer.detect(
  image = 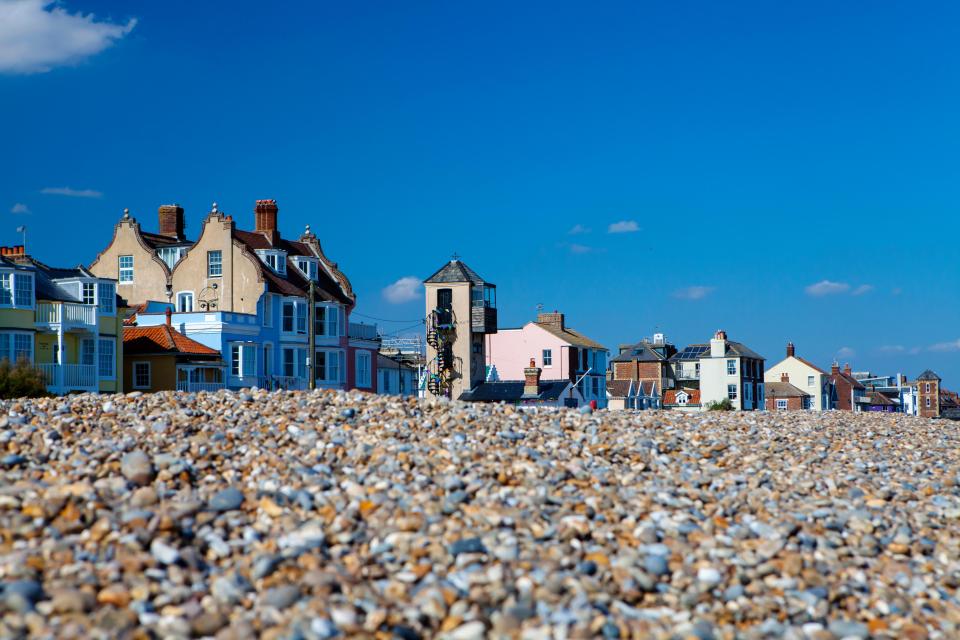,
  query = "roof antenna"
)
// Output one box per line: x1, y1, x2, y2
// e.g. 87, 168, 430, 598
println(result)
450, 252, 461, 262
